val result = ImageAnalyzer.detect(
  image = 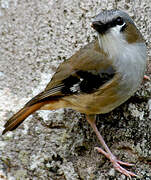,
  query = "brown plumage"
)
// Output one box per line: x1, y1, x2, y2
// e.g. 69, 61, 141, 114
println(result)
3, 39, 116, 133
2, 102, 45, 135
